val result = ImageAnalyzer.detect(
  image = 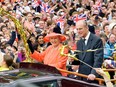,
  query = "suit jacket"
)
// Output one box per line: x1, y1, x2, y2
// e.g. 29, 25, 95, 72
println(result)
76, 33, 103, 77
